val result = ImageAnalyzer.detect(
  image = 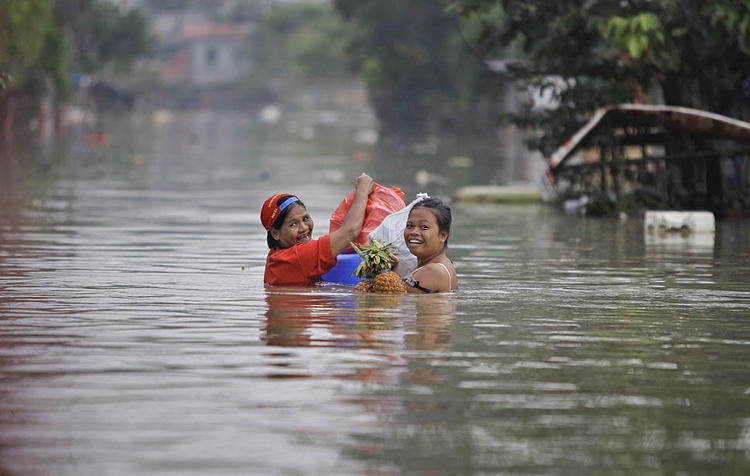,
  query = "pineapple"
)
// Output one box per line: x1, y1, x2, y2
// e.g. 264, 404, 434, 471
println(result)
353, 279, 374, 293
374, 268, 406, 294
351, 240, 406, 294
